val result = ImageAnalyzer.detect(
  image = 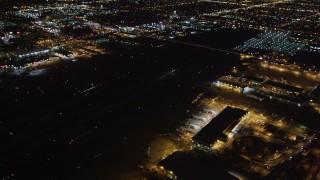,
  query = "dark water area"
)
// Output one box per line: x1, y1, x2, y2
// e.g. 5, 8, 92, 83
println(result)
0, 36, 240, 179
